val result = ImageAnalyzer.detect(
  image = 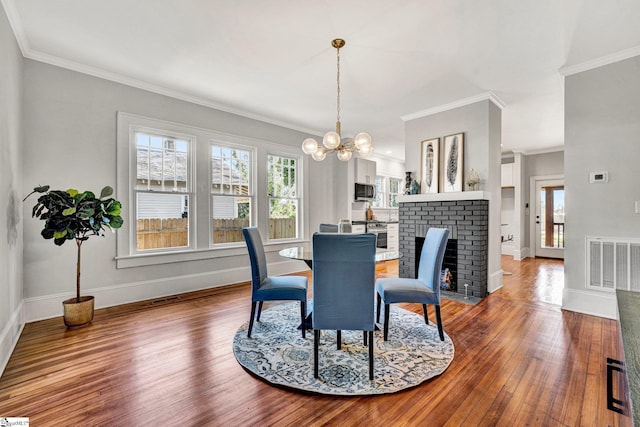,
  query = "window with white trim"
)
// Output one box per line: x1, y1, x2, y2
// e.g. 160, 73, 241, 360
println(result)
267, 154, 299, 240
372, 175, 402, 208
372, 176, 384, 207
388, 177, 402, 207
134, 131, 192, 251
211, 144, 253, 245
116, 112, 307, 268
